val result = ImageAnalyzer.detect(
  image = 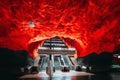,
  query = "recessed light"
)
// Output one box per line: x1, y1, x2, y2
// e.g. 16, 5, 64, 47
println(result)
29, 21, 35, 27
